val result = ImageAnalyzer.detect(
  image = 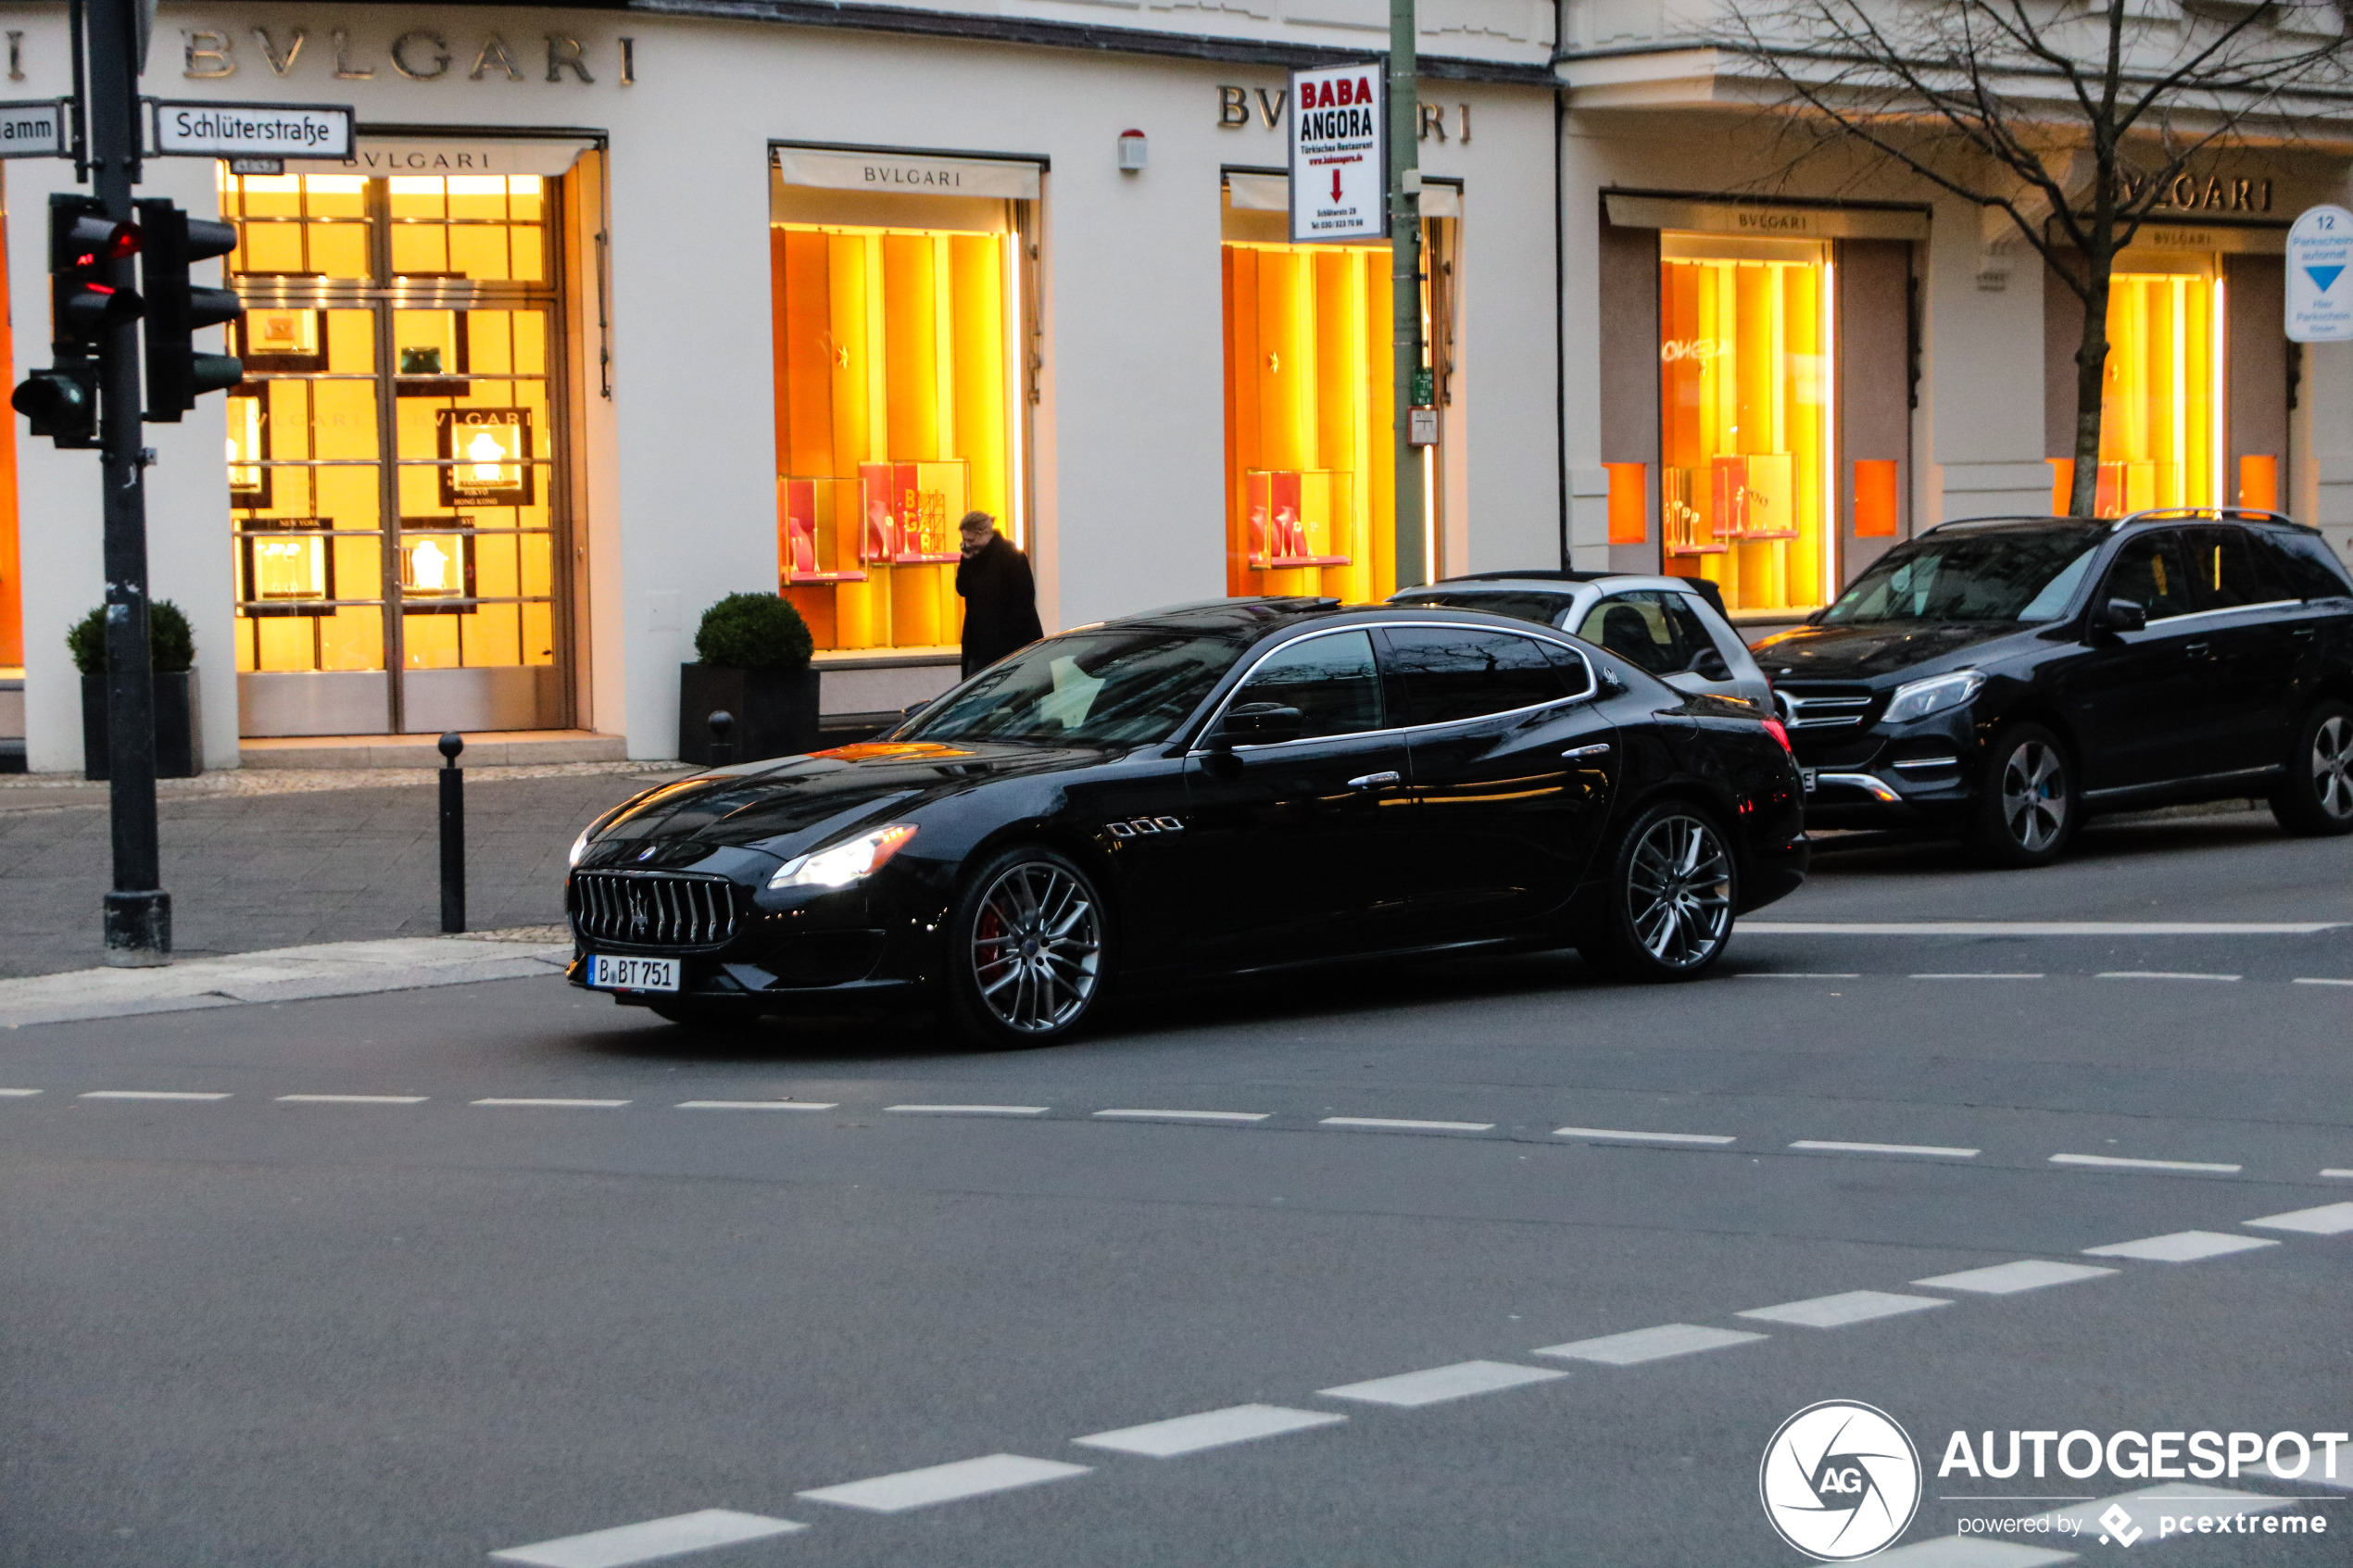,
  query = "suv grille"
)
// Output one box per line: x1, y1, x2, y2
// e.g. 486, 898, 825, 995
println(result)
572, 872, 739, 950
1772, 688, 1879, 730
